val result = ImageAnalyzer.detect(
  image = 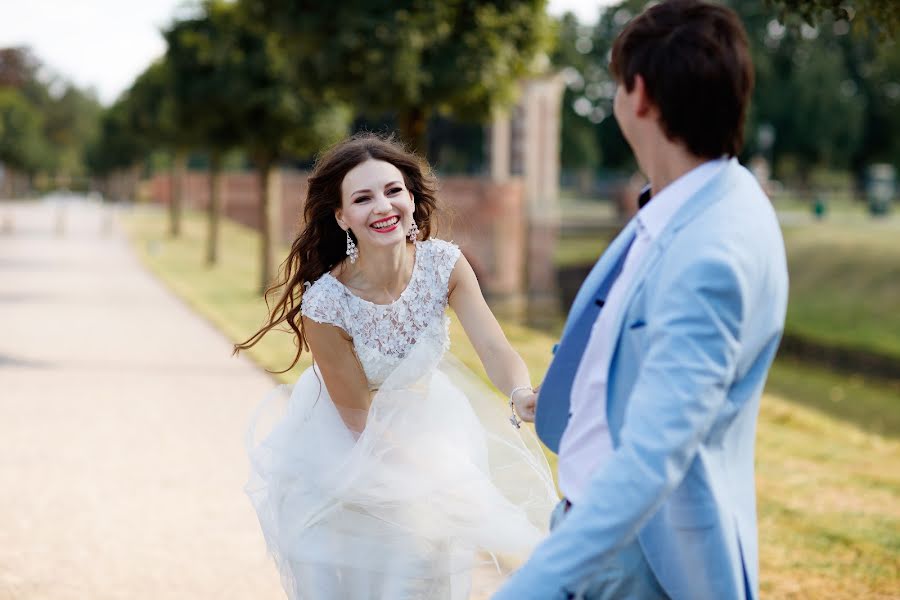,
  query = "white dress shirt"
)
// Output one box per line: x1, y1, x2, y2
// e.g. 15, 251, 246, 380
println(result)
557, 159, 728, 504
